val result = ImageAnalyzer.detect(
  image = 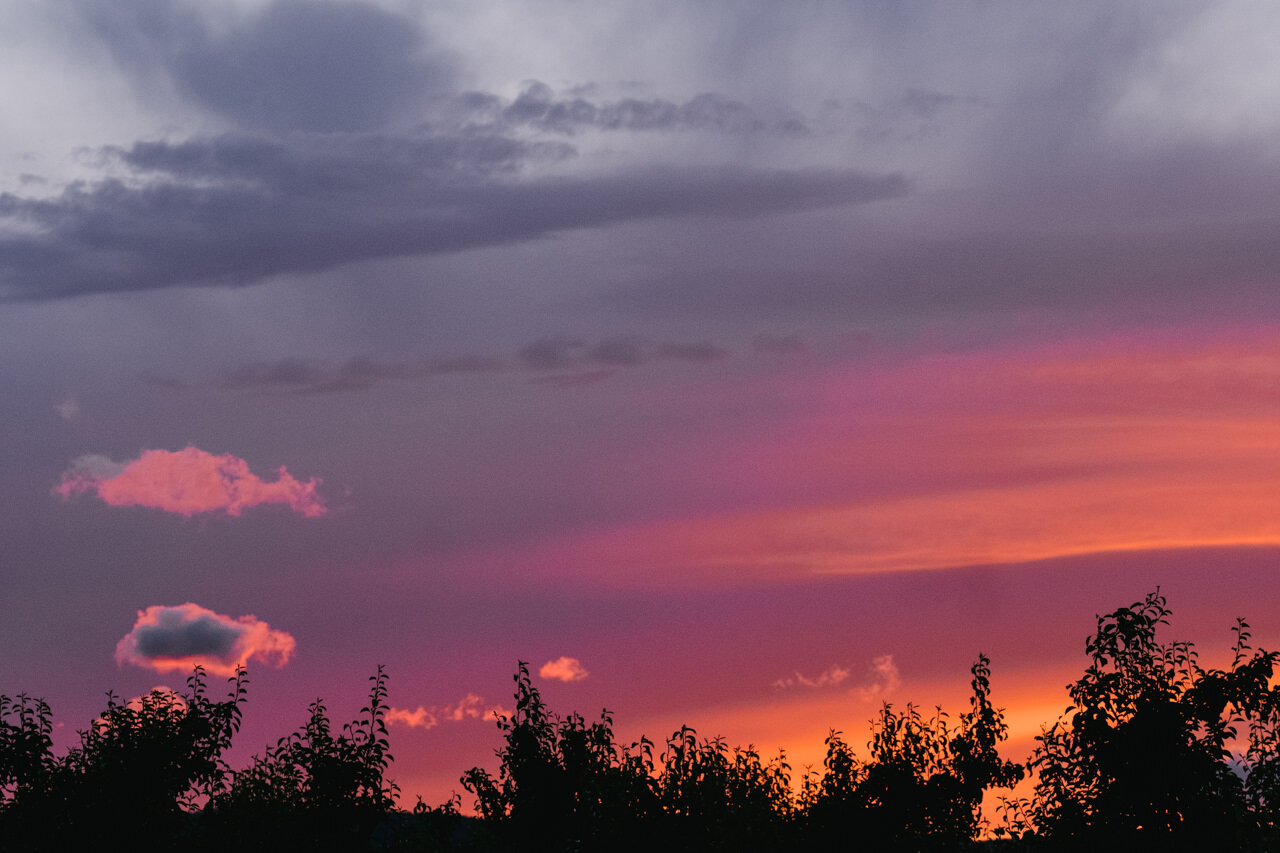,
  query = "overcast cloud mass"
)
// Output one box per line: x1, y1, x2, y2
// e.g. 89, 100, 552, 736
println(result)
4, 0, 1280, 807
